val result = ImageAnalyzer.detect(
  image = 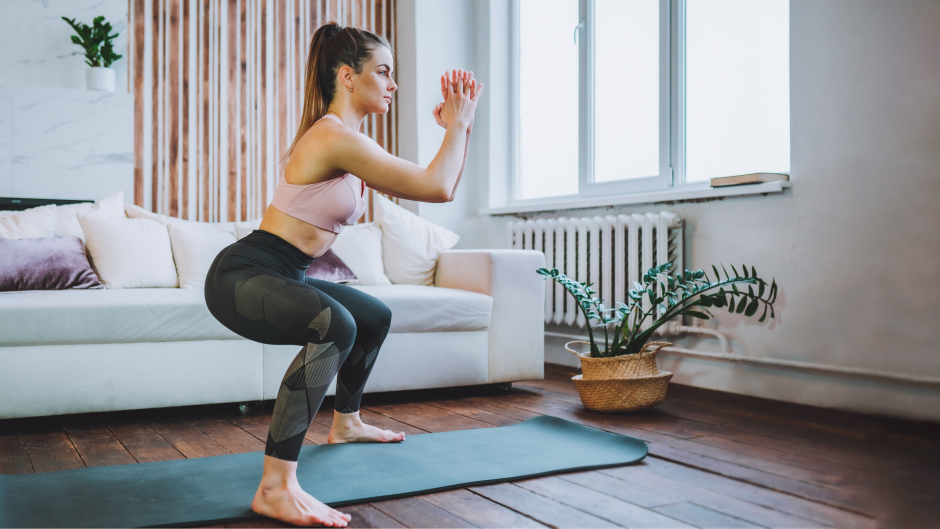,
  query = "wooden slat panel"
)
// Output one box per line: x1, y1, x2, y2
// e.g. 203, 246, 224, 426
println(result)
134, 0, 398, 221
239, 0, 247, 221
168, 0, 180, 217
133, 0, 146, 207
181, 0, 191, 218
151, 0, 162, 212
226, 0, 238, 221
202, 0, 211, 221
